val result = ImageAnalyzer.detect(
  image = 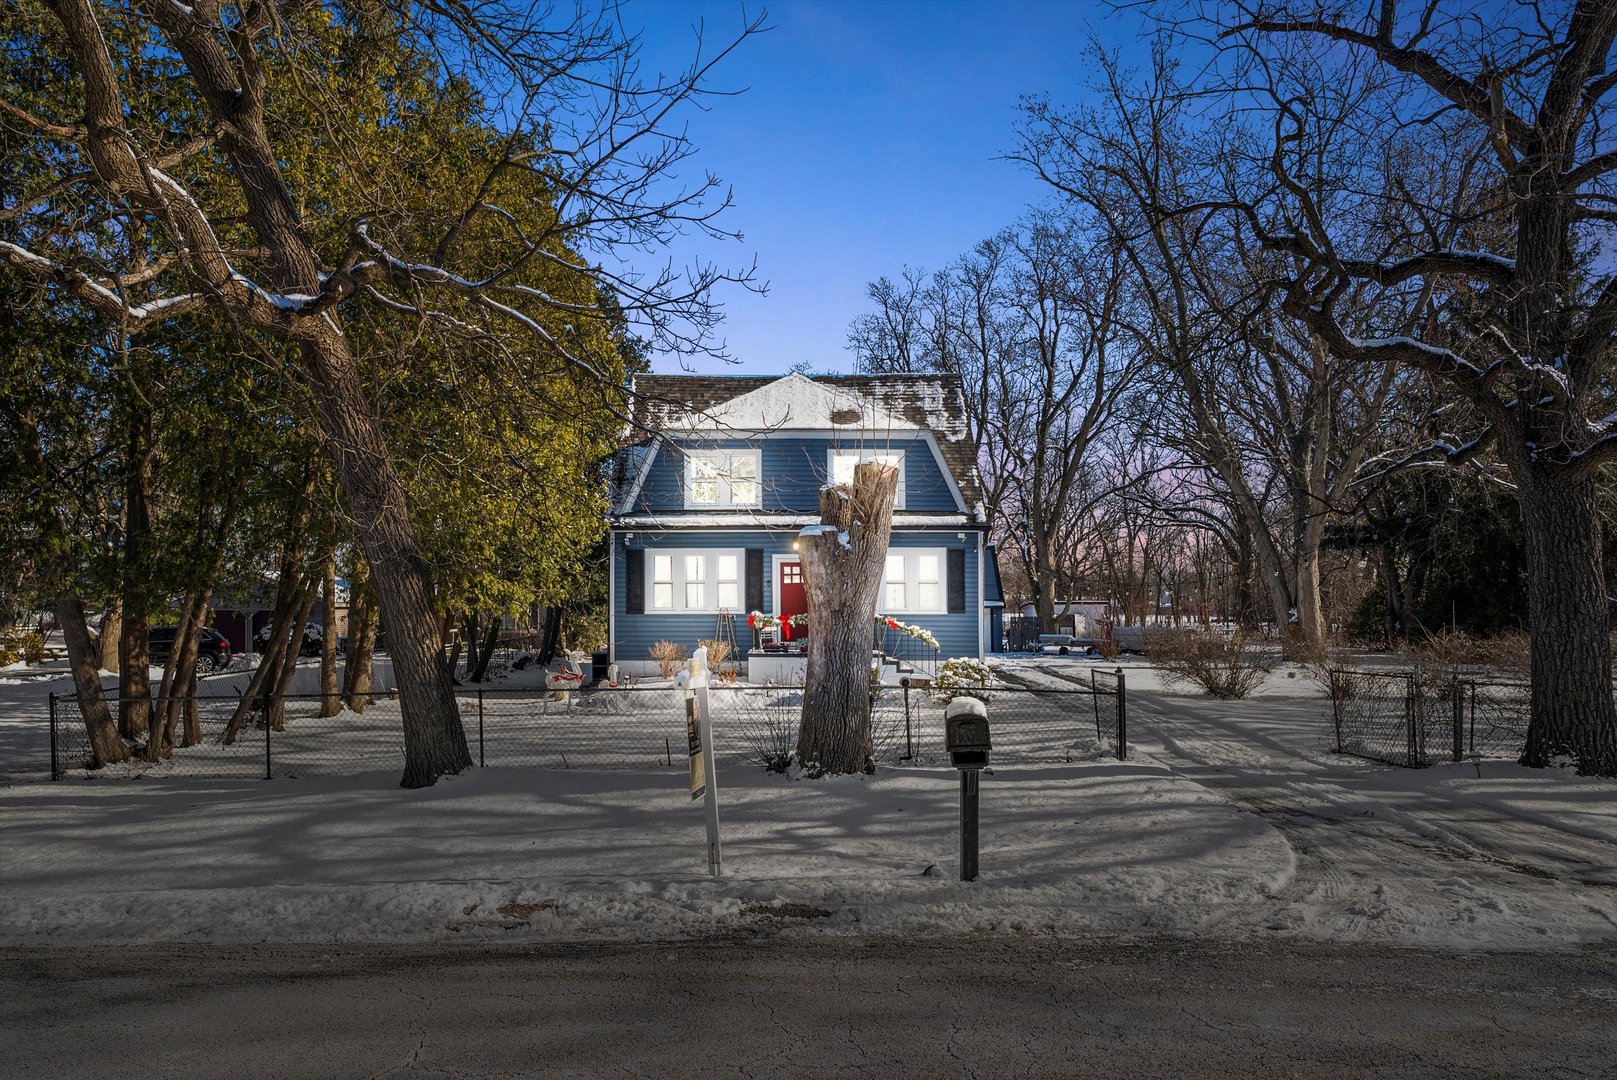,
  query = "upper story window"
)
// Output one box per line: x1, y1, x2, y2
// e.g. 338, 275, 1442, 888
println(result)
684, 448, 761, 509
829, 449, 906, 509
